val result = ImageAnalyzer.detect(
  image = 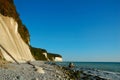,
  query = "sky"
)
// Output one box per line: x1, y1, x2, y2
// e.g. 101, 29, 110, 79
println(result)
14, 0, 120, 62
